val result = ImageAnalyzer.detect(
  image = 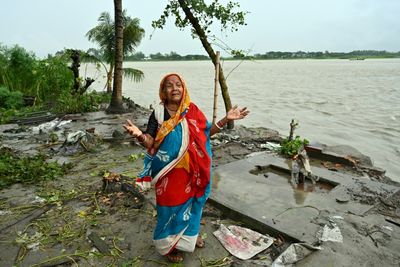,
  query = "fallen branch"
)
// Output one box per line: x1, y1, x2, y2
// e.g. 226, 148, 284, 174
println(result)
0, 205, 53, 233
30, 252, 87, 267
88, 232, 110, 254
199, 255, 232, 267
